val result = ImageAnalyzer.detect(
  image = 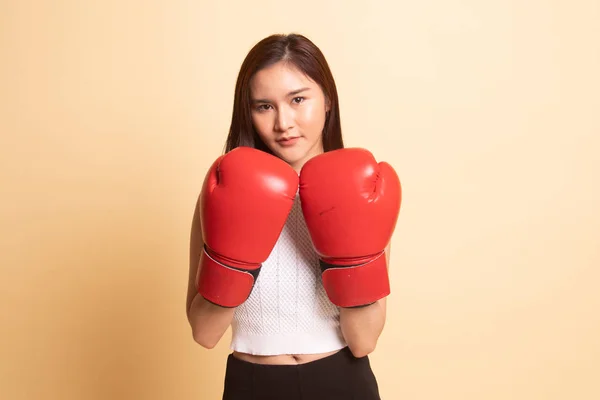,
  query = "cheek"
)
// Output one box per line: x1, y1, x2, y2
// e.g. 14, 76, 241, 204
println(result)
251, 114, 272, 139
298, 103, 326, 133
